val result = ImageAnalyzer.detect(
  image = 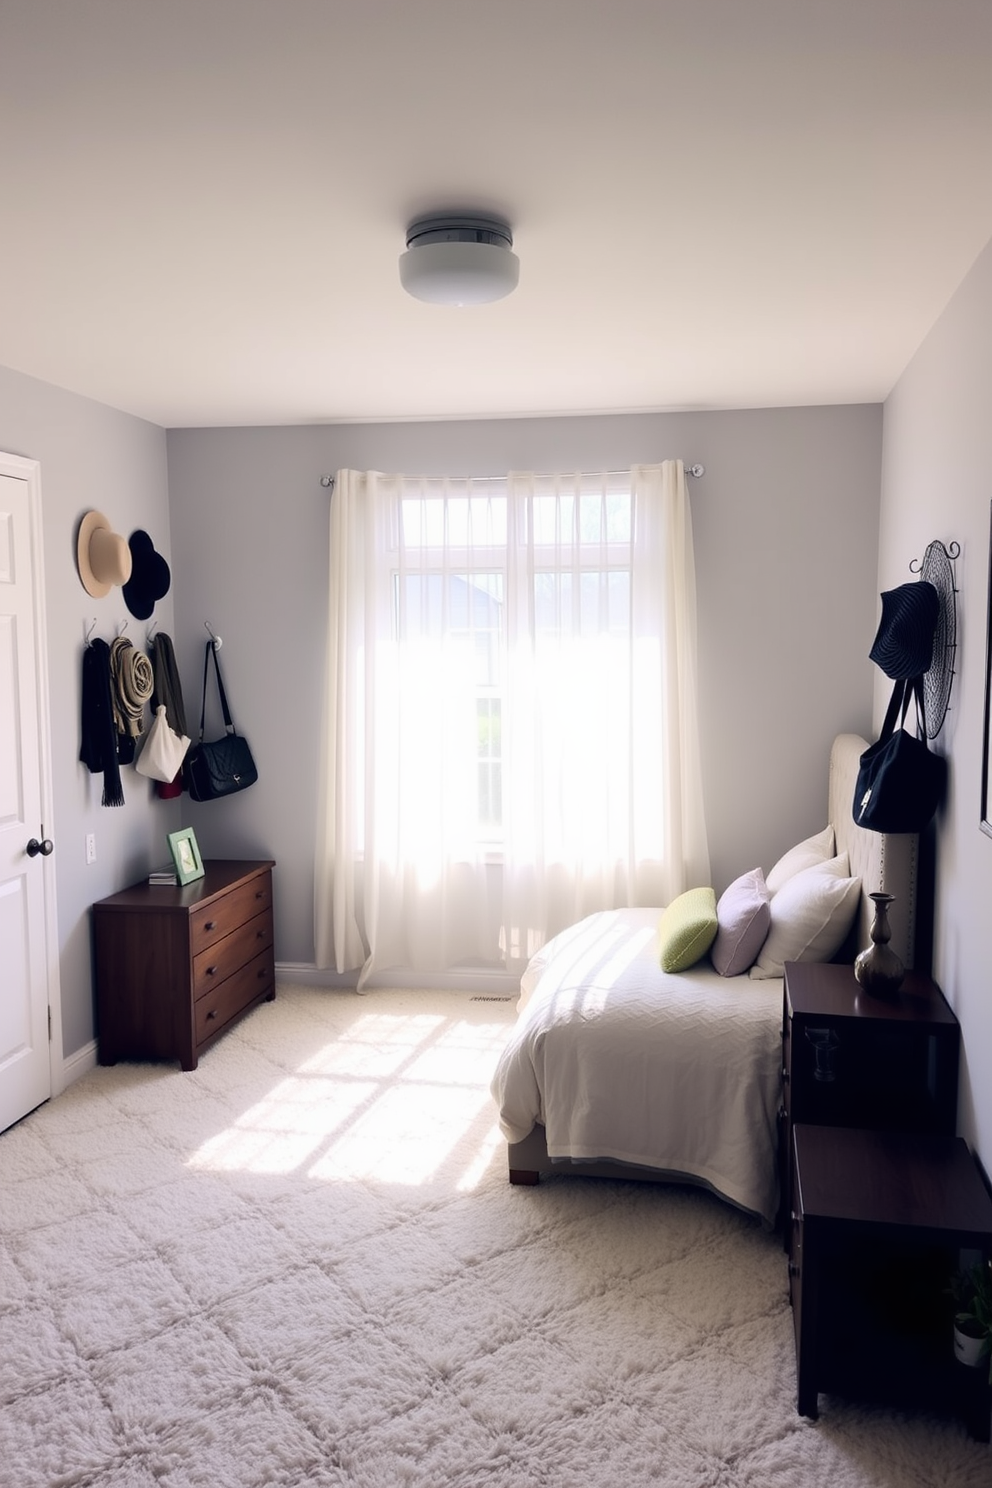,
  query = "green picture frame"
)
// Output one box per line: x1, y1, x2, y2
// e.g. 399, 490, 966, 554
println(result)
167, 826, 205, 885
